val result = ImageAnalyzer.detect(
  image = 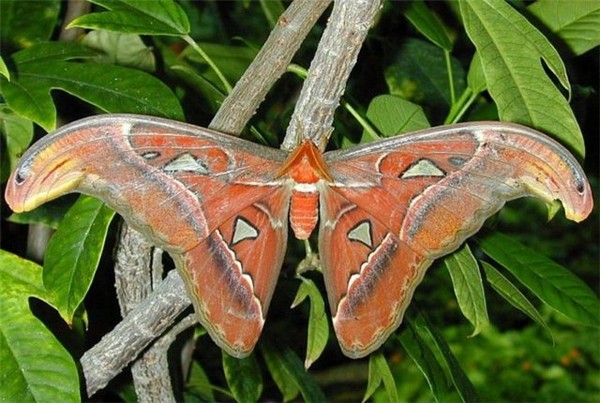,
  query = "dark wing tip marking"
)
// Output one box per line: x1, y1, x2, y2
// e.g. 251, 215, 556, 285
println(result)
14, 170, 26, 185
